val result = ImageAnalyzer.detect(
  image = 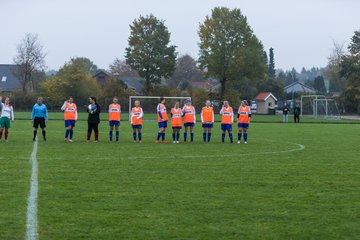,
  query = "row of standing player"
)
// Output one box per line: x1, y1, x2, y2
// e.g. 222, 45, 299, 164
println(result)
155, 97, 251, 144
2, 95, 251, 143
63, 96, 252, 144
61, 97, 251, 144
